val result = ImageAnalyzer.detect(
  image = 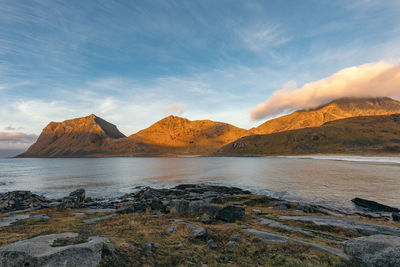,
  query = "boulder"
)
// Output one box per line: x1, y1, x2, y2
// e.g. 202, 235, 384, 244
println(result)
170, 200, 221, 217
170, 200, 190, 214
216, 205, 245, 223
342, 234, 400, 267
150, 199, 165, 212
352, 197, 399, 212
70, 189, 85, 203
57, 189, 86, 210
117, 202, 147, 214
206, 239, 218, 249
0, 232, 113, 267
0, 191, 47, 213
273, 201, 293, 211
190, 226, 207, 239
